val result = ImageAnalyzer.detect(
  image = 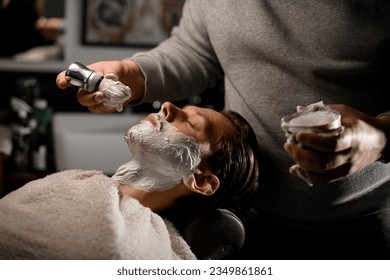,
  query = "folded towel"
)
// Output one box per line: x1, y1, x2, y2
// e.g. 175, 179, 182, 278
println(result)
0, 169, 195, 260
